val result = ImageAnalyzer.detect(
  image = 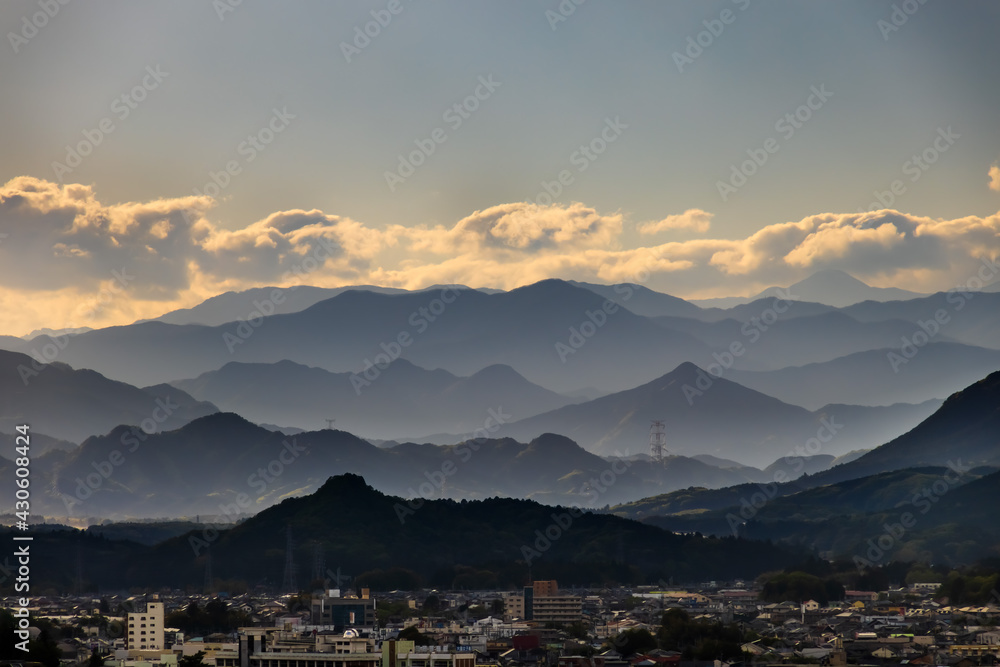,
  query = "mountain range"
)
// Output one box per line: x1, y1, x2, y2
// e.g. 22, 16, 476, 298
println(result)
611, 368, 1000, 564
4, 273, 1000, 570
2, 473, 803, 592
170, 358, 575, 438
485, 362, 939, 465
0, 349, 218, 443
691, 269, 929, 308
7, 411, 843, 520
9, 281, 713, 394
